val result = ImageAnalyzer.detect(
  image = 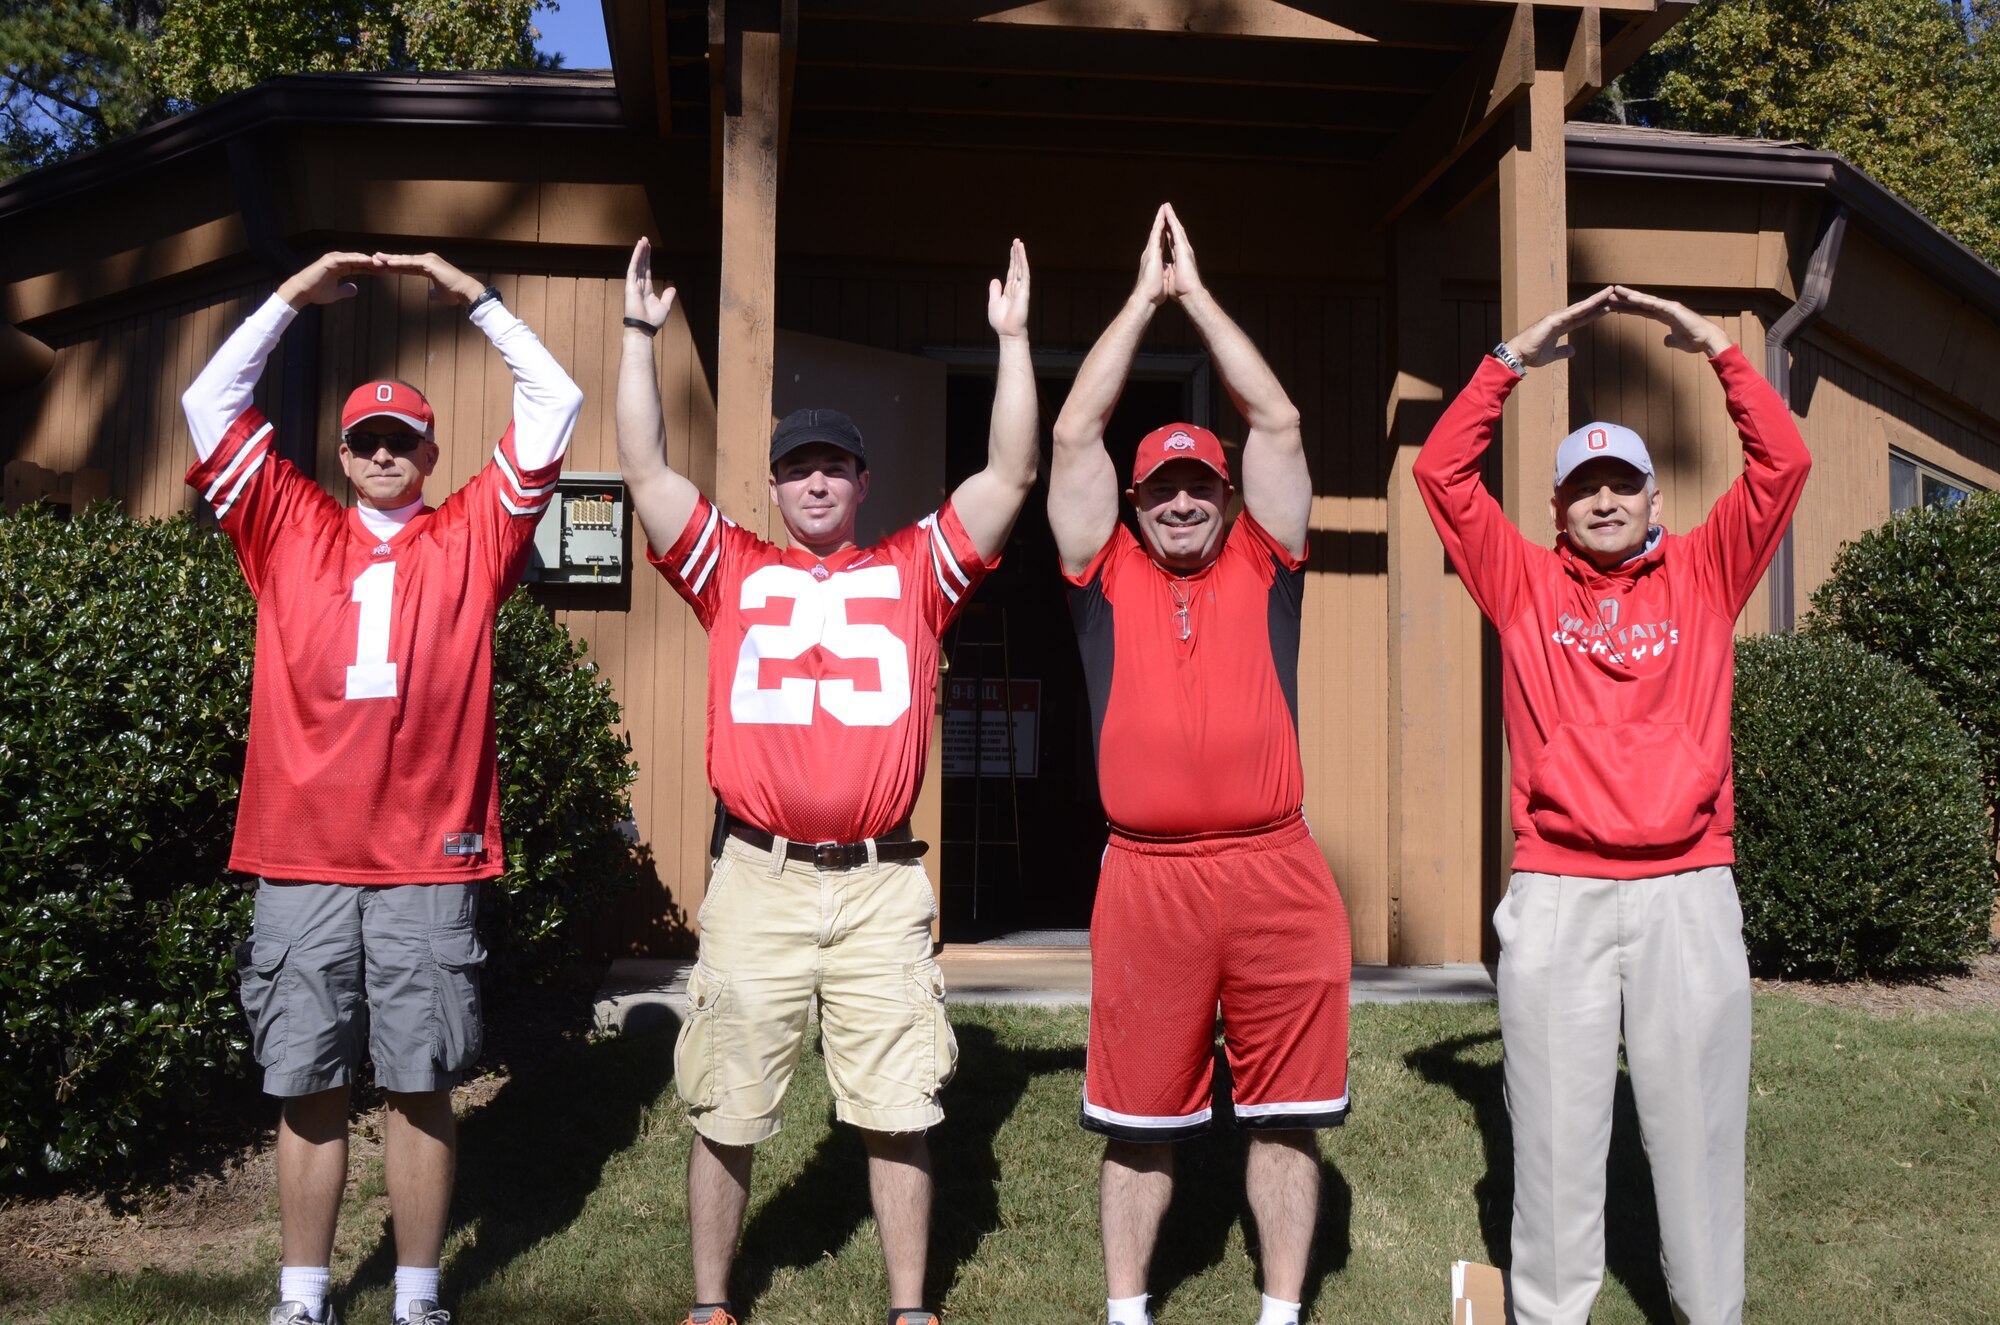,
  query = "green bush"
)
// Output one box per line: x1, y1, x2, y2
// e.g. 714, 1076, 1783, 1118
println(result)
1733, 632, 1994, 978
0, 506, 636, 1183
1807, 492, 2000, 814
